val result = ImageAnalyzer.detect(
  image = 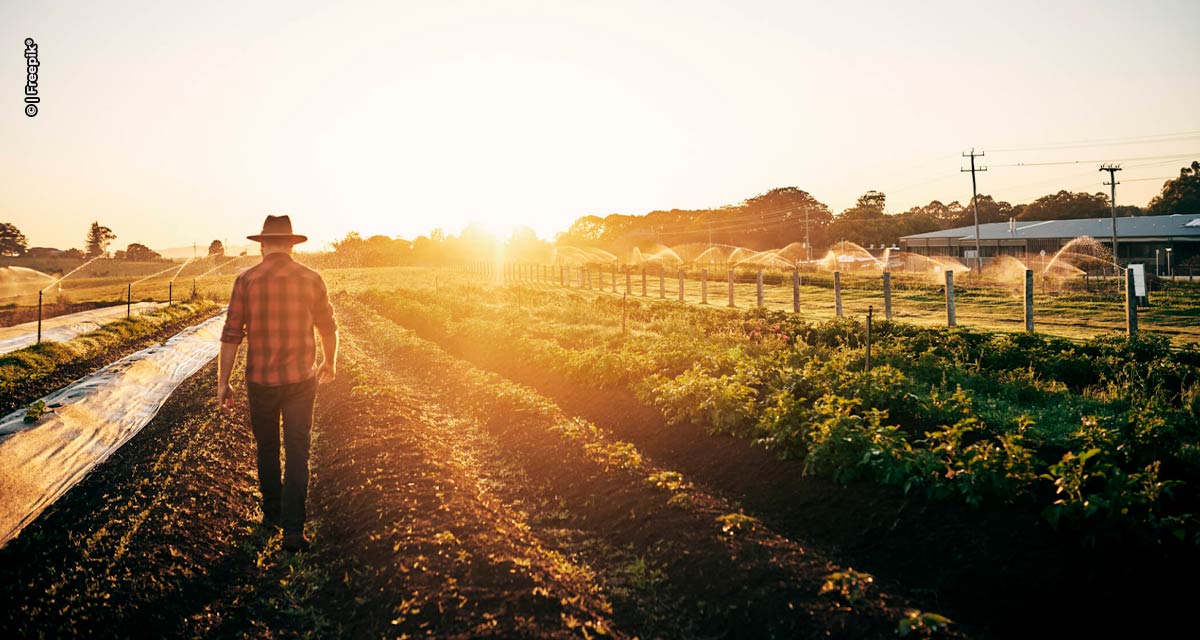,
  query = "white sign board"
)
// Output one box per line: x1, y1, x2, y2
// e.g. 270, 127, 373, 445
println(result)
1130, 264, 1146, 297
